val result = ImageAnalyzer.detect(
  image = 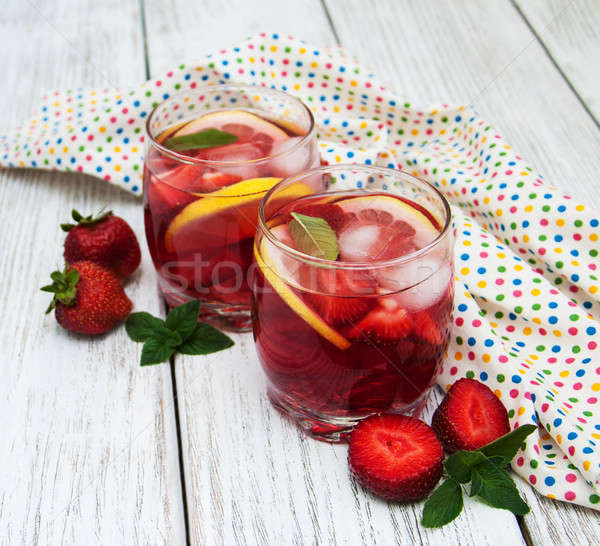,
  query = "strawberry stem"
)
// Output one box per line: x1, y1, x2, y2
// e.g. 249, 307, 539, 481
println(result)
41, 265, 80, 313
61, 208, 113, 231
